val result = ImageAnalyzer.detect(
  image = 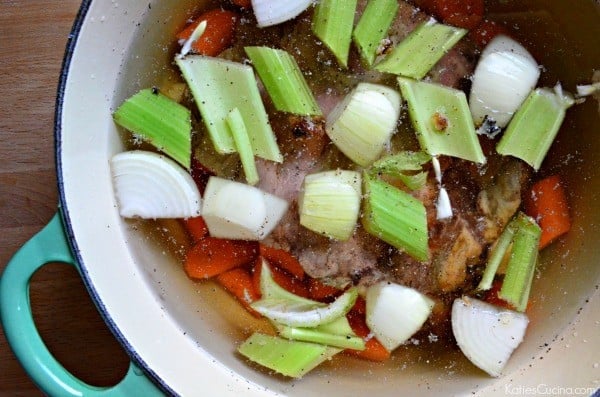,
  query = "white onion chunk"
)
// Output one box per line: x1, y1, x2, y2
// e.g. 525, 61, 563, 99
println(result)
452, 296, 529, 377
